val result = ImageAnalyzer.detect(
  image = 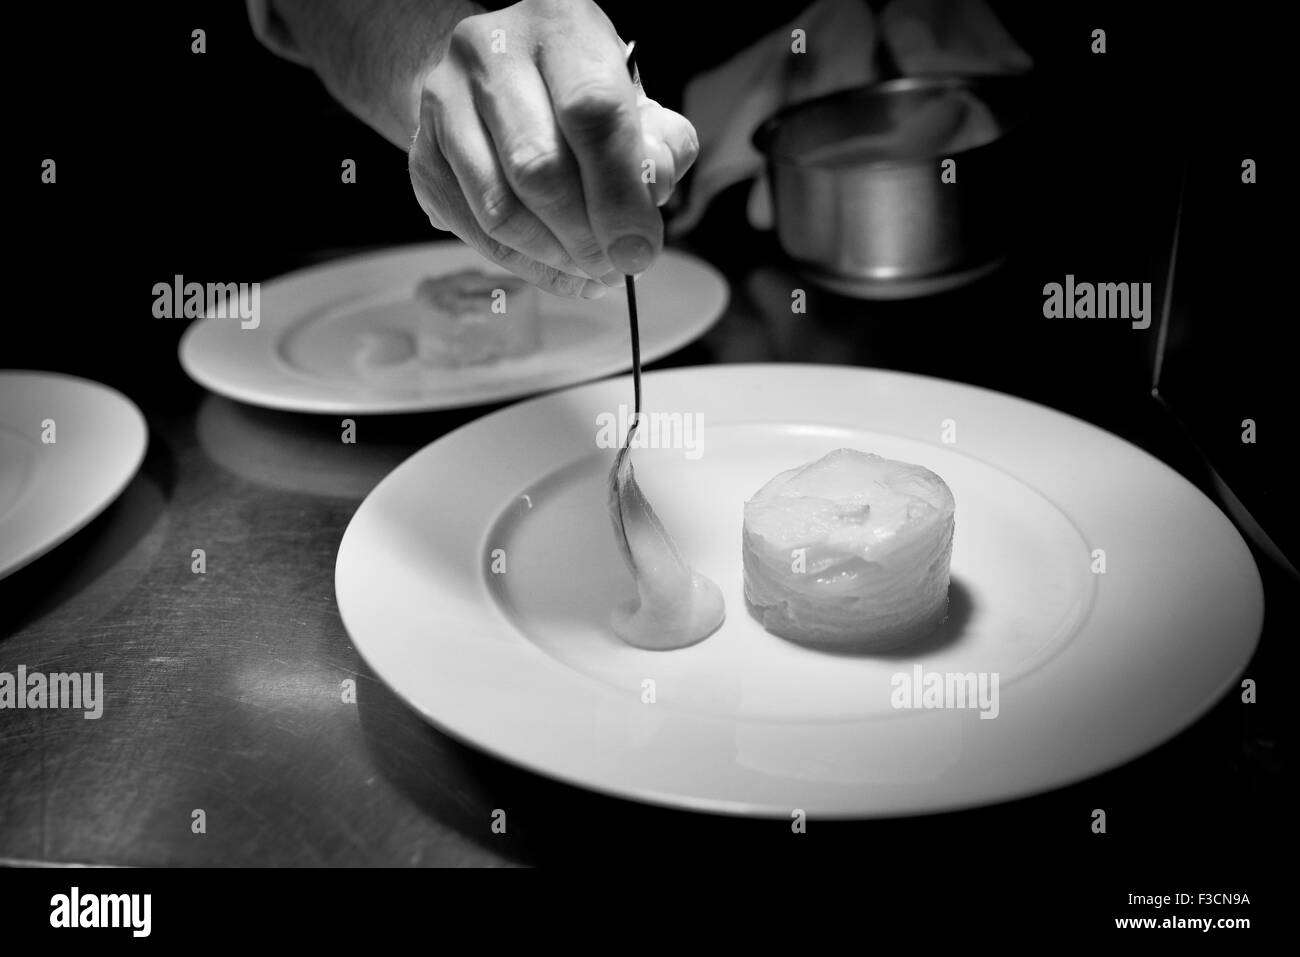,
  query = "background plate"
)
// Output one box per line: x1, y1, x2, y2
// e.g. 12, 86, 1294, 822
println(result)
0, 372, 148, 580
179, 242, 727, 414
